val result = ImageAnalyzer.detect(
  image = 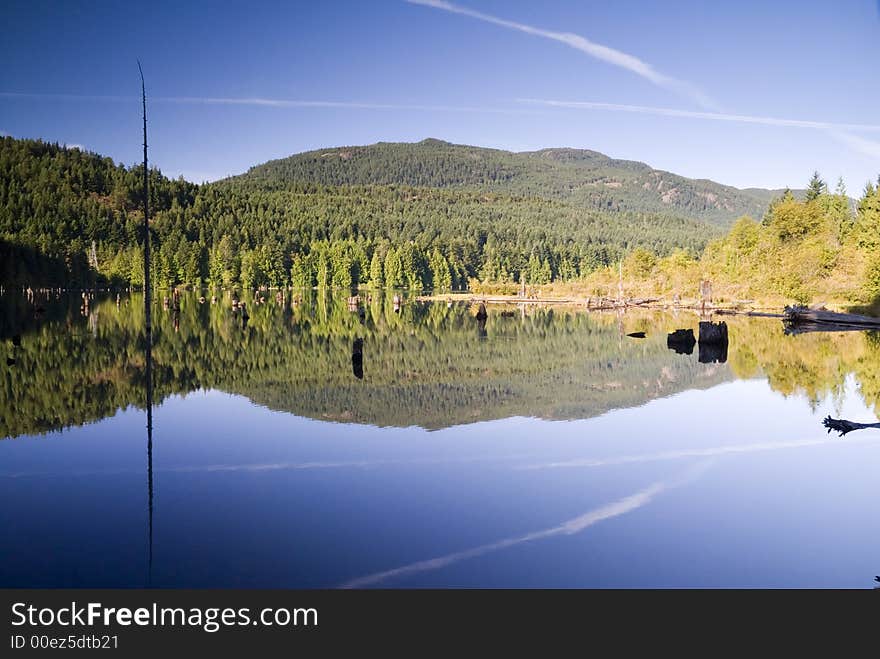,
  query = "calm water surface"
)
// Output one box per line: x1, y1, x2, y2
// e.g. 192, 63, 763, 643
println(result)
1, 292, 879, 587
